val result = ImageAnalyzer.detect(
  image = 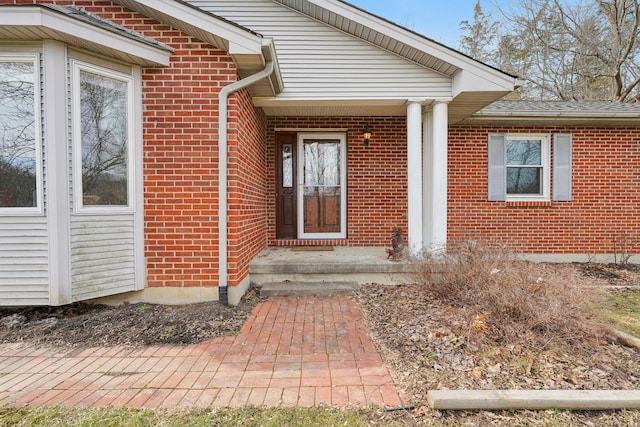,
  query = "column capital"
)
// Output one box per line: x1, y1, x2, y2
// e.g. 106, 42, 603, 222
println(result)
406, 98, 428, 105
422, 98, 452, 112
